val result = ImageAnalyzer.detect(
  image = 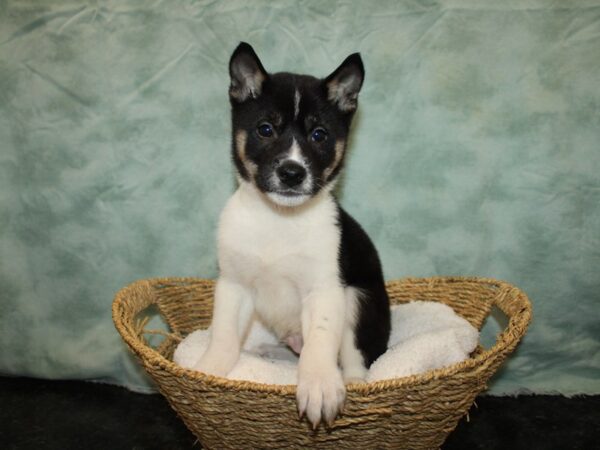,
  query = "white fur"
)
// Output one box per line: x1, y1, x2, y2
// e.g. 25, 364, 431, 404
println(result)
195, 181, 349, 427
288, 138, 303, 163
266, 192, 311, 208
294, 88, 301, 119
339, 288, 367, 382
266, 138, 313, 208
